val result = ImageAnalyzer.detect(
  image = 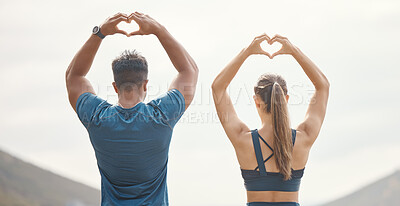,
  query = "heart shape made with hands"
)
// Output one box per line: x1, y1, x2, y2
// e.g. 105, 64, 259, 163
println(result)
260, 40, 282, 56
117, 21, 139, 35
